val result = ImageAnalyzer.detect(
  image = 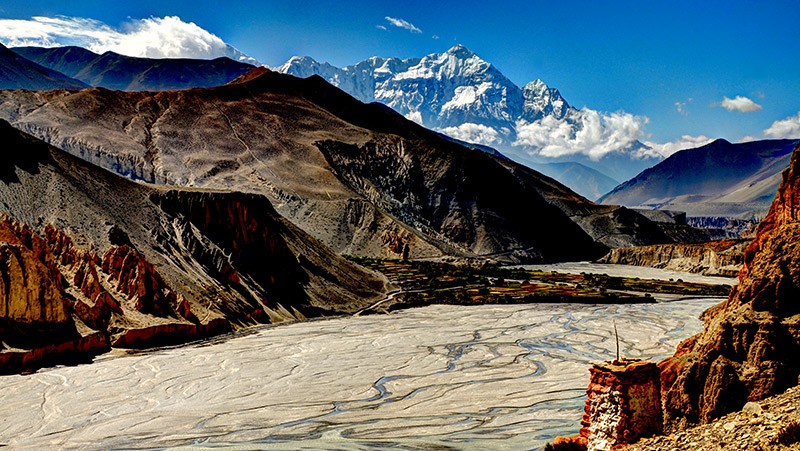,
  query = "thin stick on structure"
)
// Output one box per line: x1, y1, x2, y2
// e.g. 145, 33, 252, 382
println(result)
614, 320, 620, 362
